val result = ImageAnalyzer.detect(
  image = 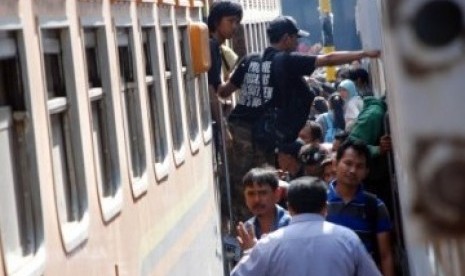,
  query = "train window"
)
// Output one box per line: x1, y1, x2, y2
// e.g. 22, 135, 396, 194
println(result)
198, 72, 212, 143
178, 26, 200, 152
42, 28, 89, 252
162, 26, 186, 165
247, 24, 254, 53
141, 27, 170, 178
116, 27, 148, 192
83, 28, 122, 221
0, 30, 45, 275
252, 24, 258, 52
